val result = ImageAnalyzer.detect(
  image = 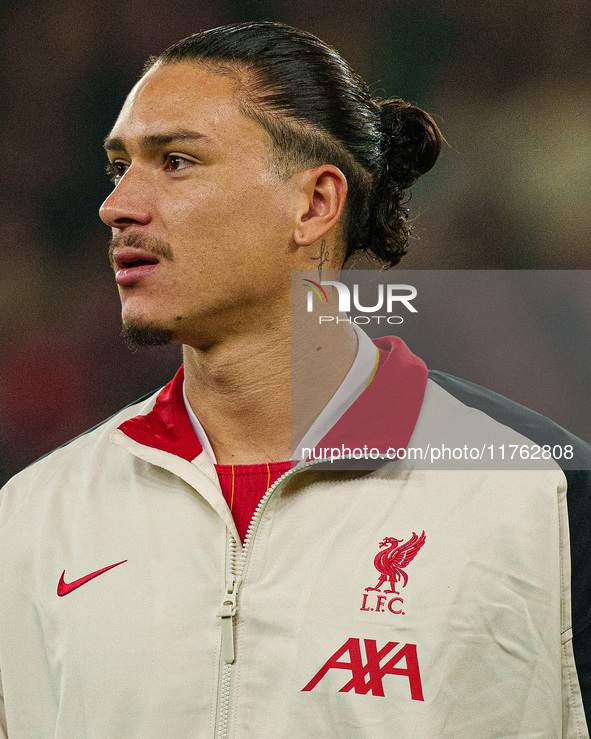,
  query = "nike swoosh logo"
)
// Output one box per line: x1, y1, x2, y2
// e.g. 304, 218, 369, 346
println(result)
57, 560, 128, 597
